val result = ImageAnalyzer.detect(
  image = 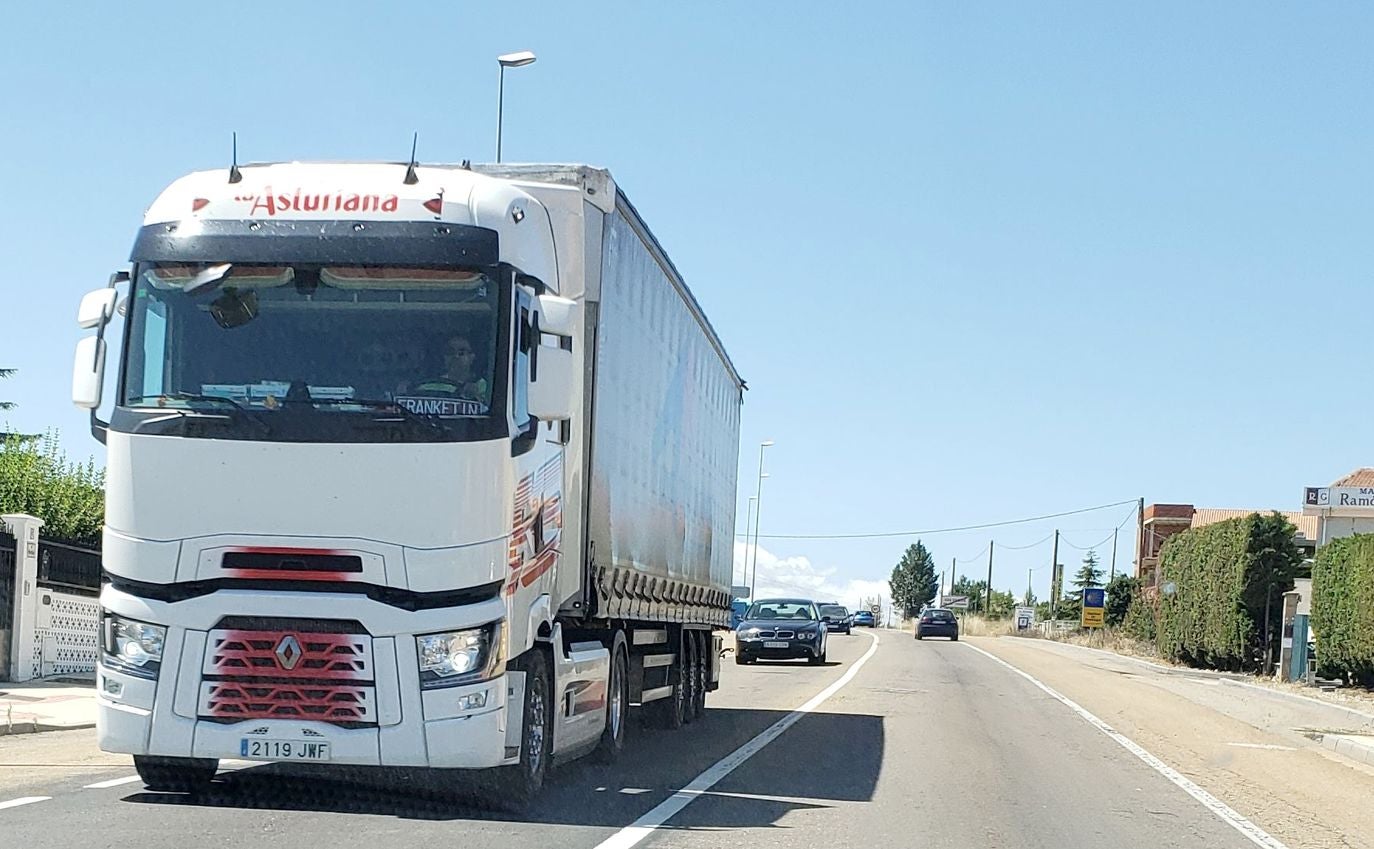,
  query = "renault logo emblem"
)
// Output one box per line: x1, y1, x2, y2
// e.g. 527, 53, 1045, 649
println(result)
274, 635, 303, 670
